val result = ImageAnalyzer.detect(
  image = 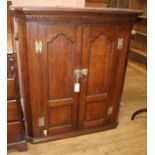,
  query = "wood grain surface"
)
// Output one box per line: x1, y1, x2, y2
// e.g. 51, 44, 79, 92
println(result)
8, 67, 147, 155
